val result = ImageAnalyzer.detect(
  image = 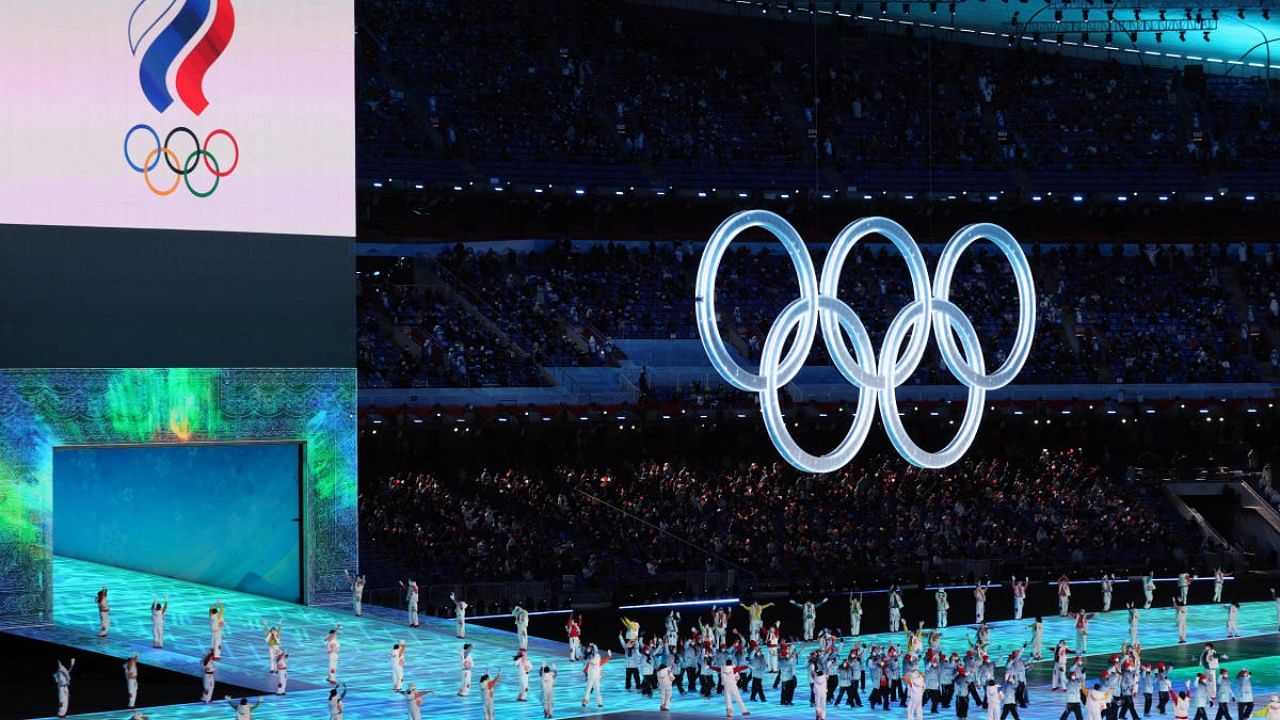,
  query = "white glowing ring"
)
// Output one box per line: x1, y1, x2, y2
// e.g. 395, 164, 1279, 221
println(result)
695, 211, 817, 392
694, 209, 1036, 471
